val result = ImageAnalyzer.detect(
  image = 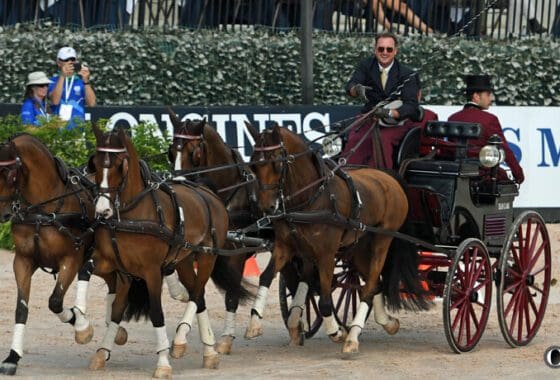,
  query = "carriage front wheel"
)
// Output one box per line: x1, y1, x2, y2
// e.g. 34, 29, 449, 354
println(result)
497, 211, 551, 348
443, 238, 493, 353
